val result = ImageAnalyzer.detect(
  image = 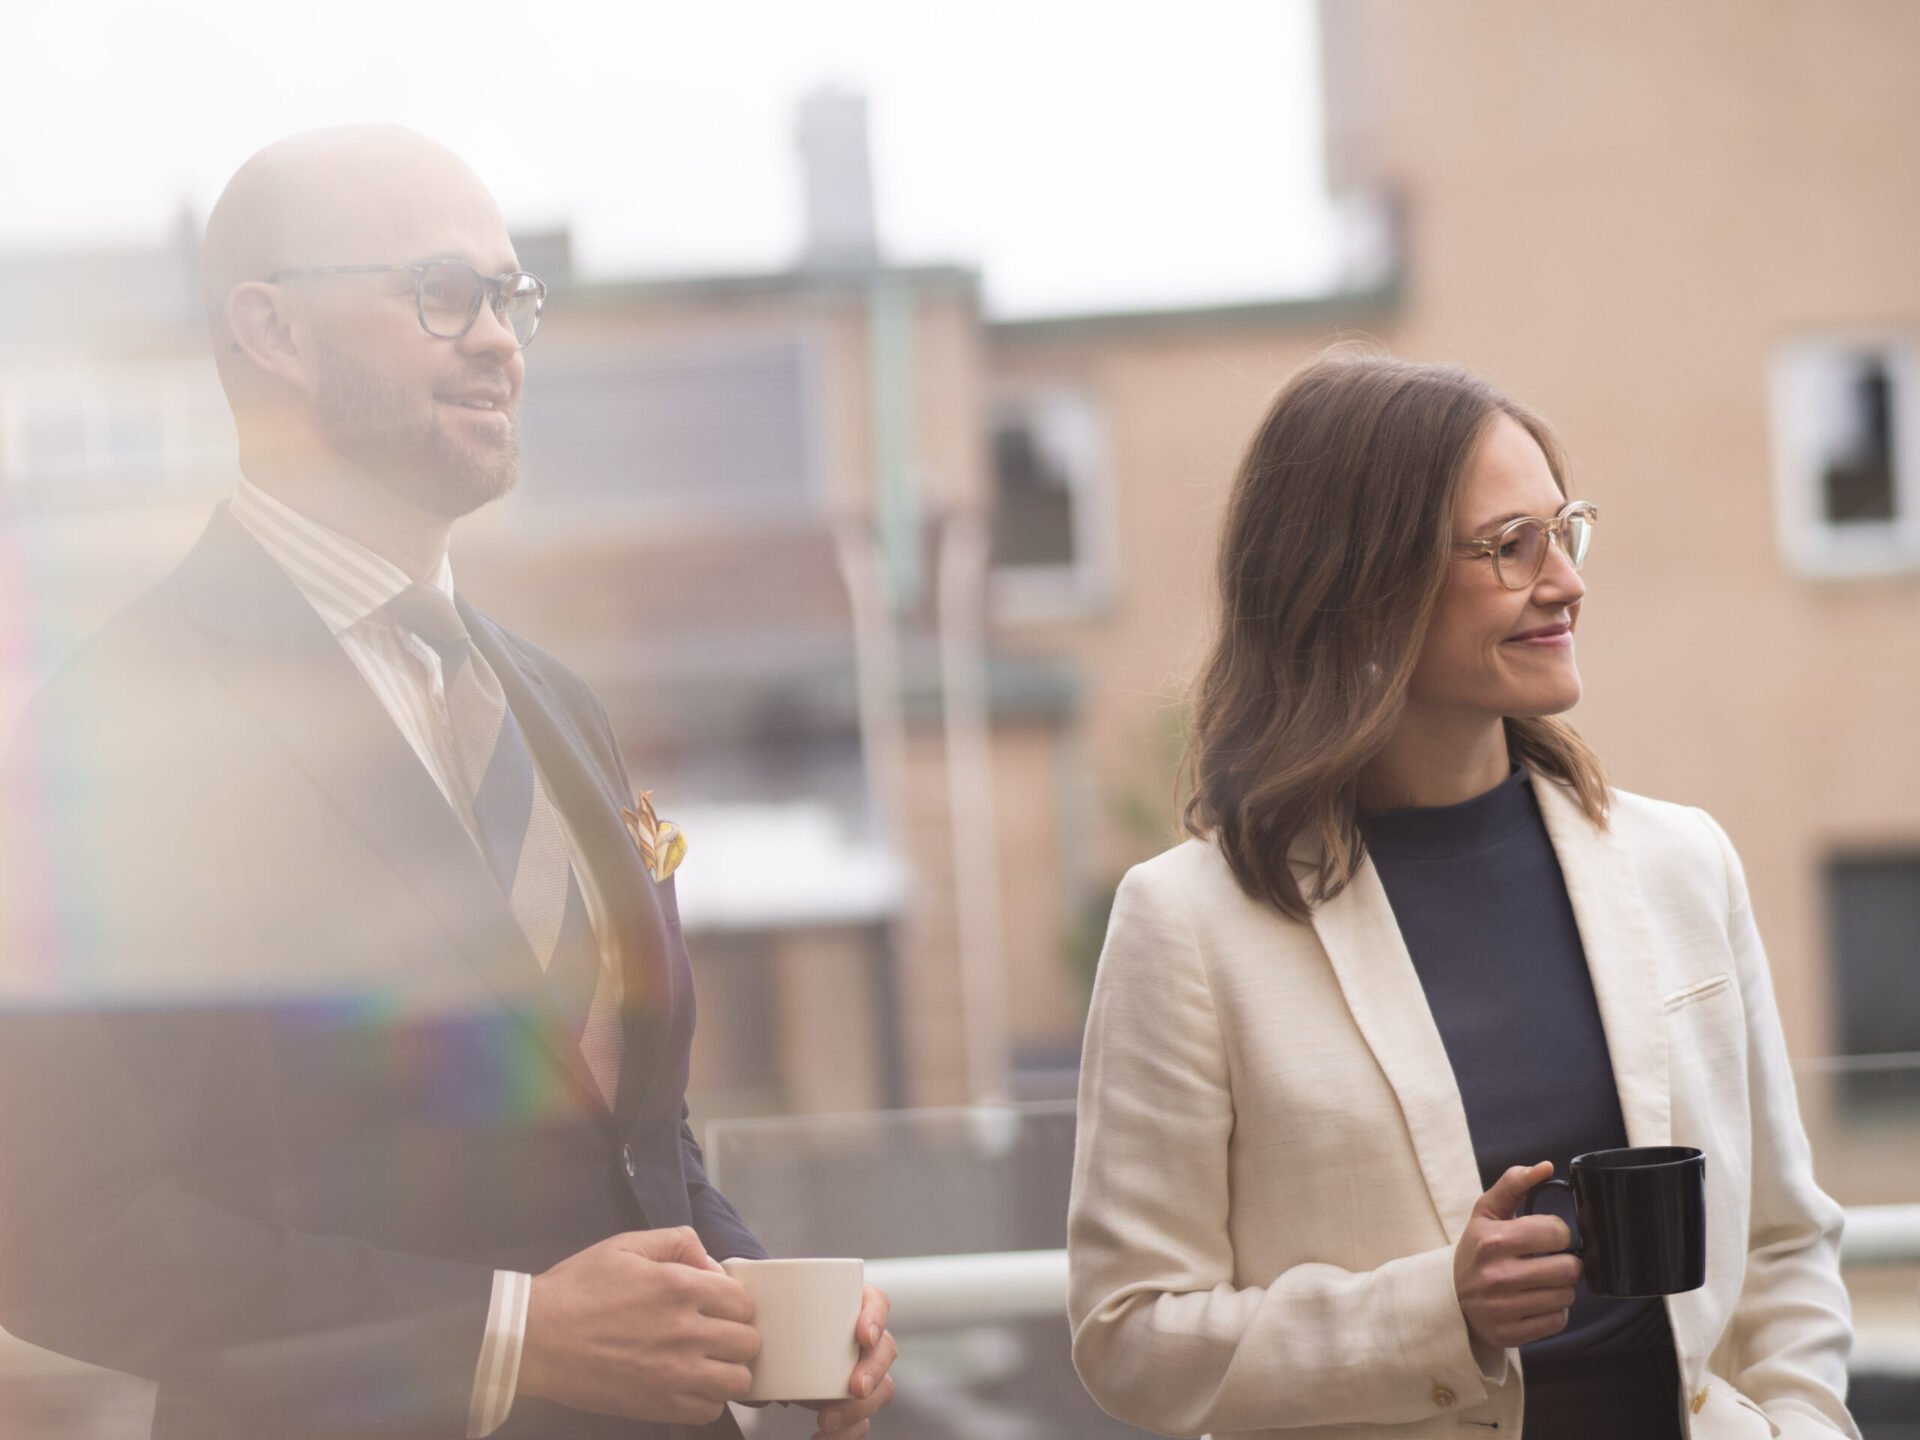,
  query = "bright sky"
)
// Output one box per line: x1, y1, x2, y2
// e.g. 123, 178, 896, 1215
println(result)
4, 0, 1341, 318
